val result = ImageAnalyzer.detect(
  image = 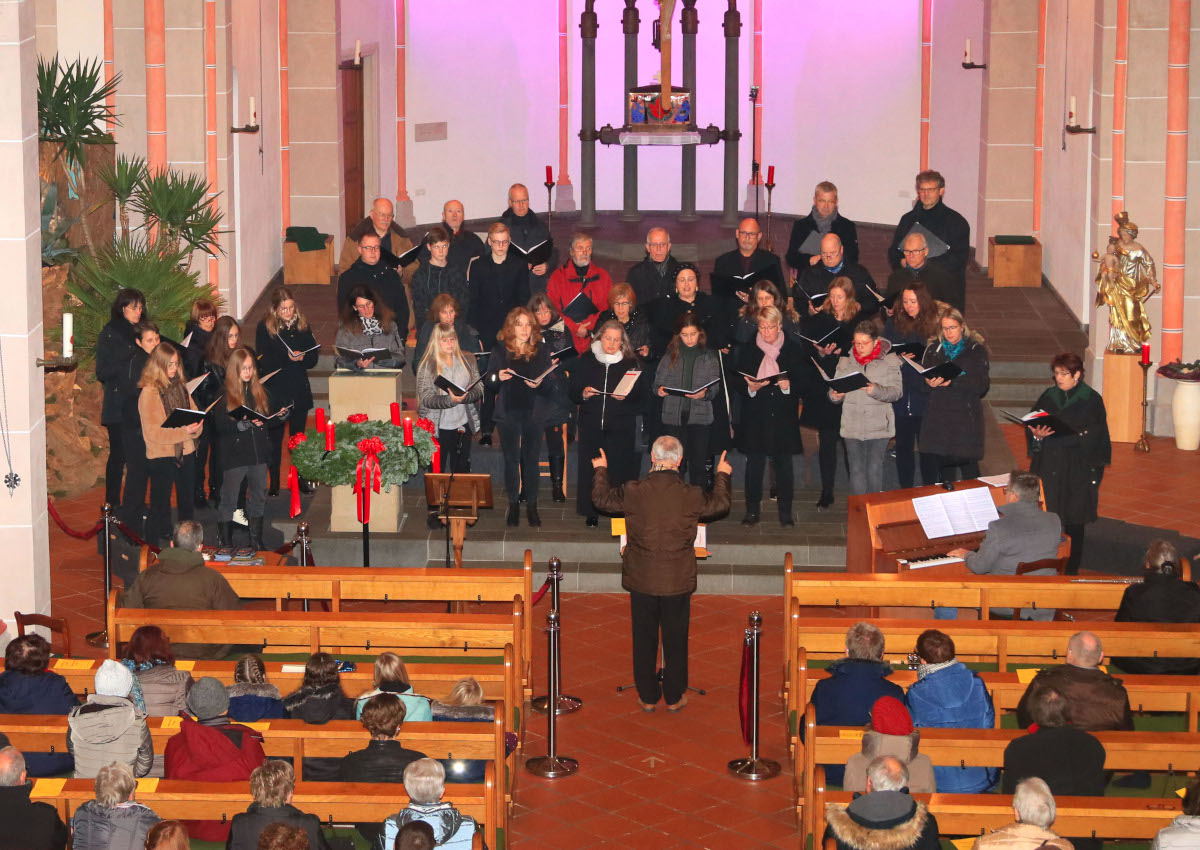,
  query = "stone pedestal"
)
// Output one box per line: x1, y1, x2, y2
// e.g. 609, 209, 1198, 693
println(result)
330, 483, 402, 534
328, 371, 405, 424
1102, 351, 1144, 443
